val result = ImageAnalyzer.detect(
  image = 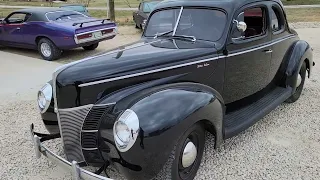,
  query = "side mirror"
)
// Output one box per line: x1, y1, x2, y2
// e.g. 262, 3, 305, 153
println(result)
233, 19, 247, 33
